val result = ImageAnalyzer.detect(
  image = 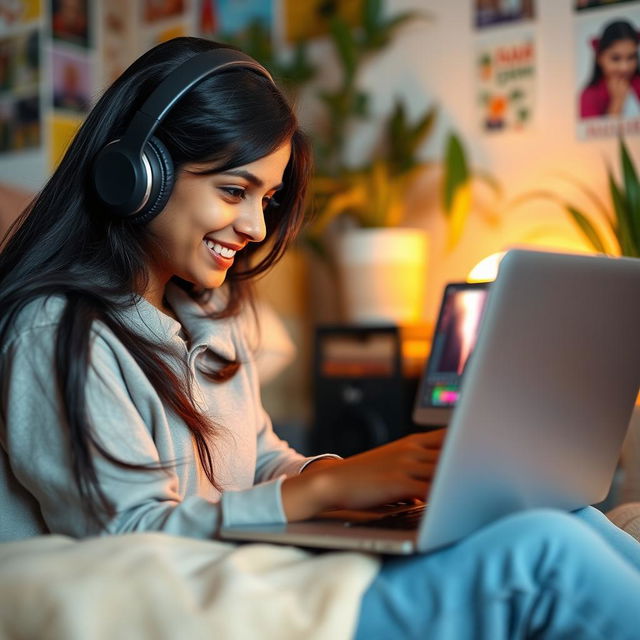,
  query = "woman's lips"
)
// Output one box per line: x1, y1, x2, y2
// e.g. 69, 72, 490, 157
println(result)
203, 238, 236, 268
